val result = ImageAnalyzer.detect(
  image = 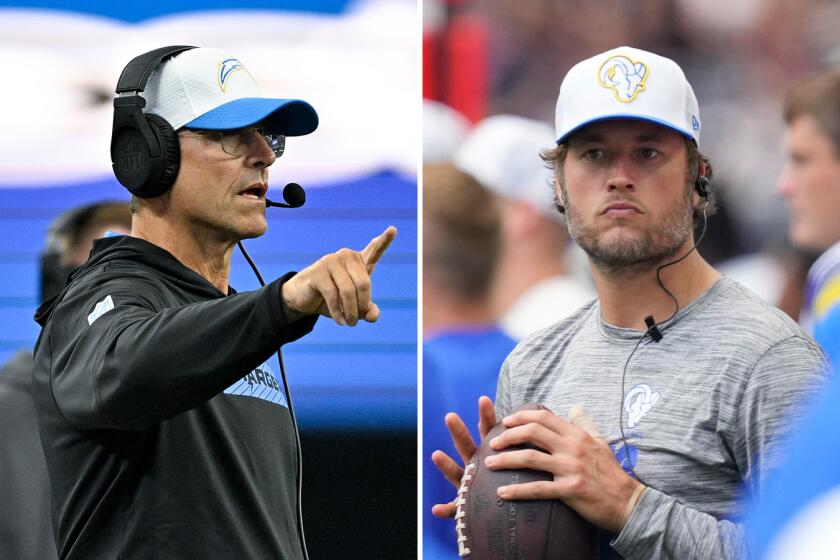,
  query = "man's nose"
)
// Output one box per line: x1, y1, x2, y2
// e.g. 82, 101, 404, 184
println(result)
606, 157, 636, 192
247, 132, 277, 169
776, 164, 794, 198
